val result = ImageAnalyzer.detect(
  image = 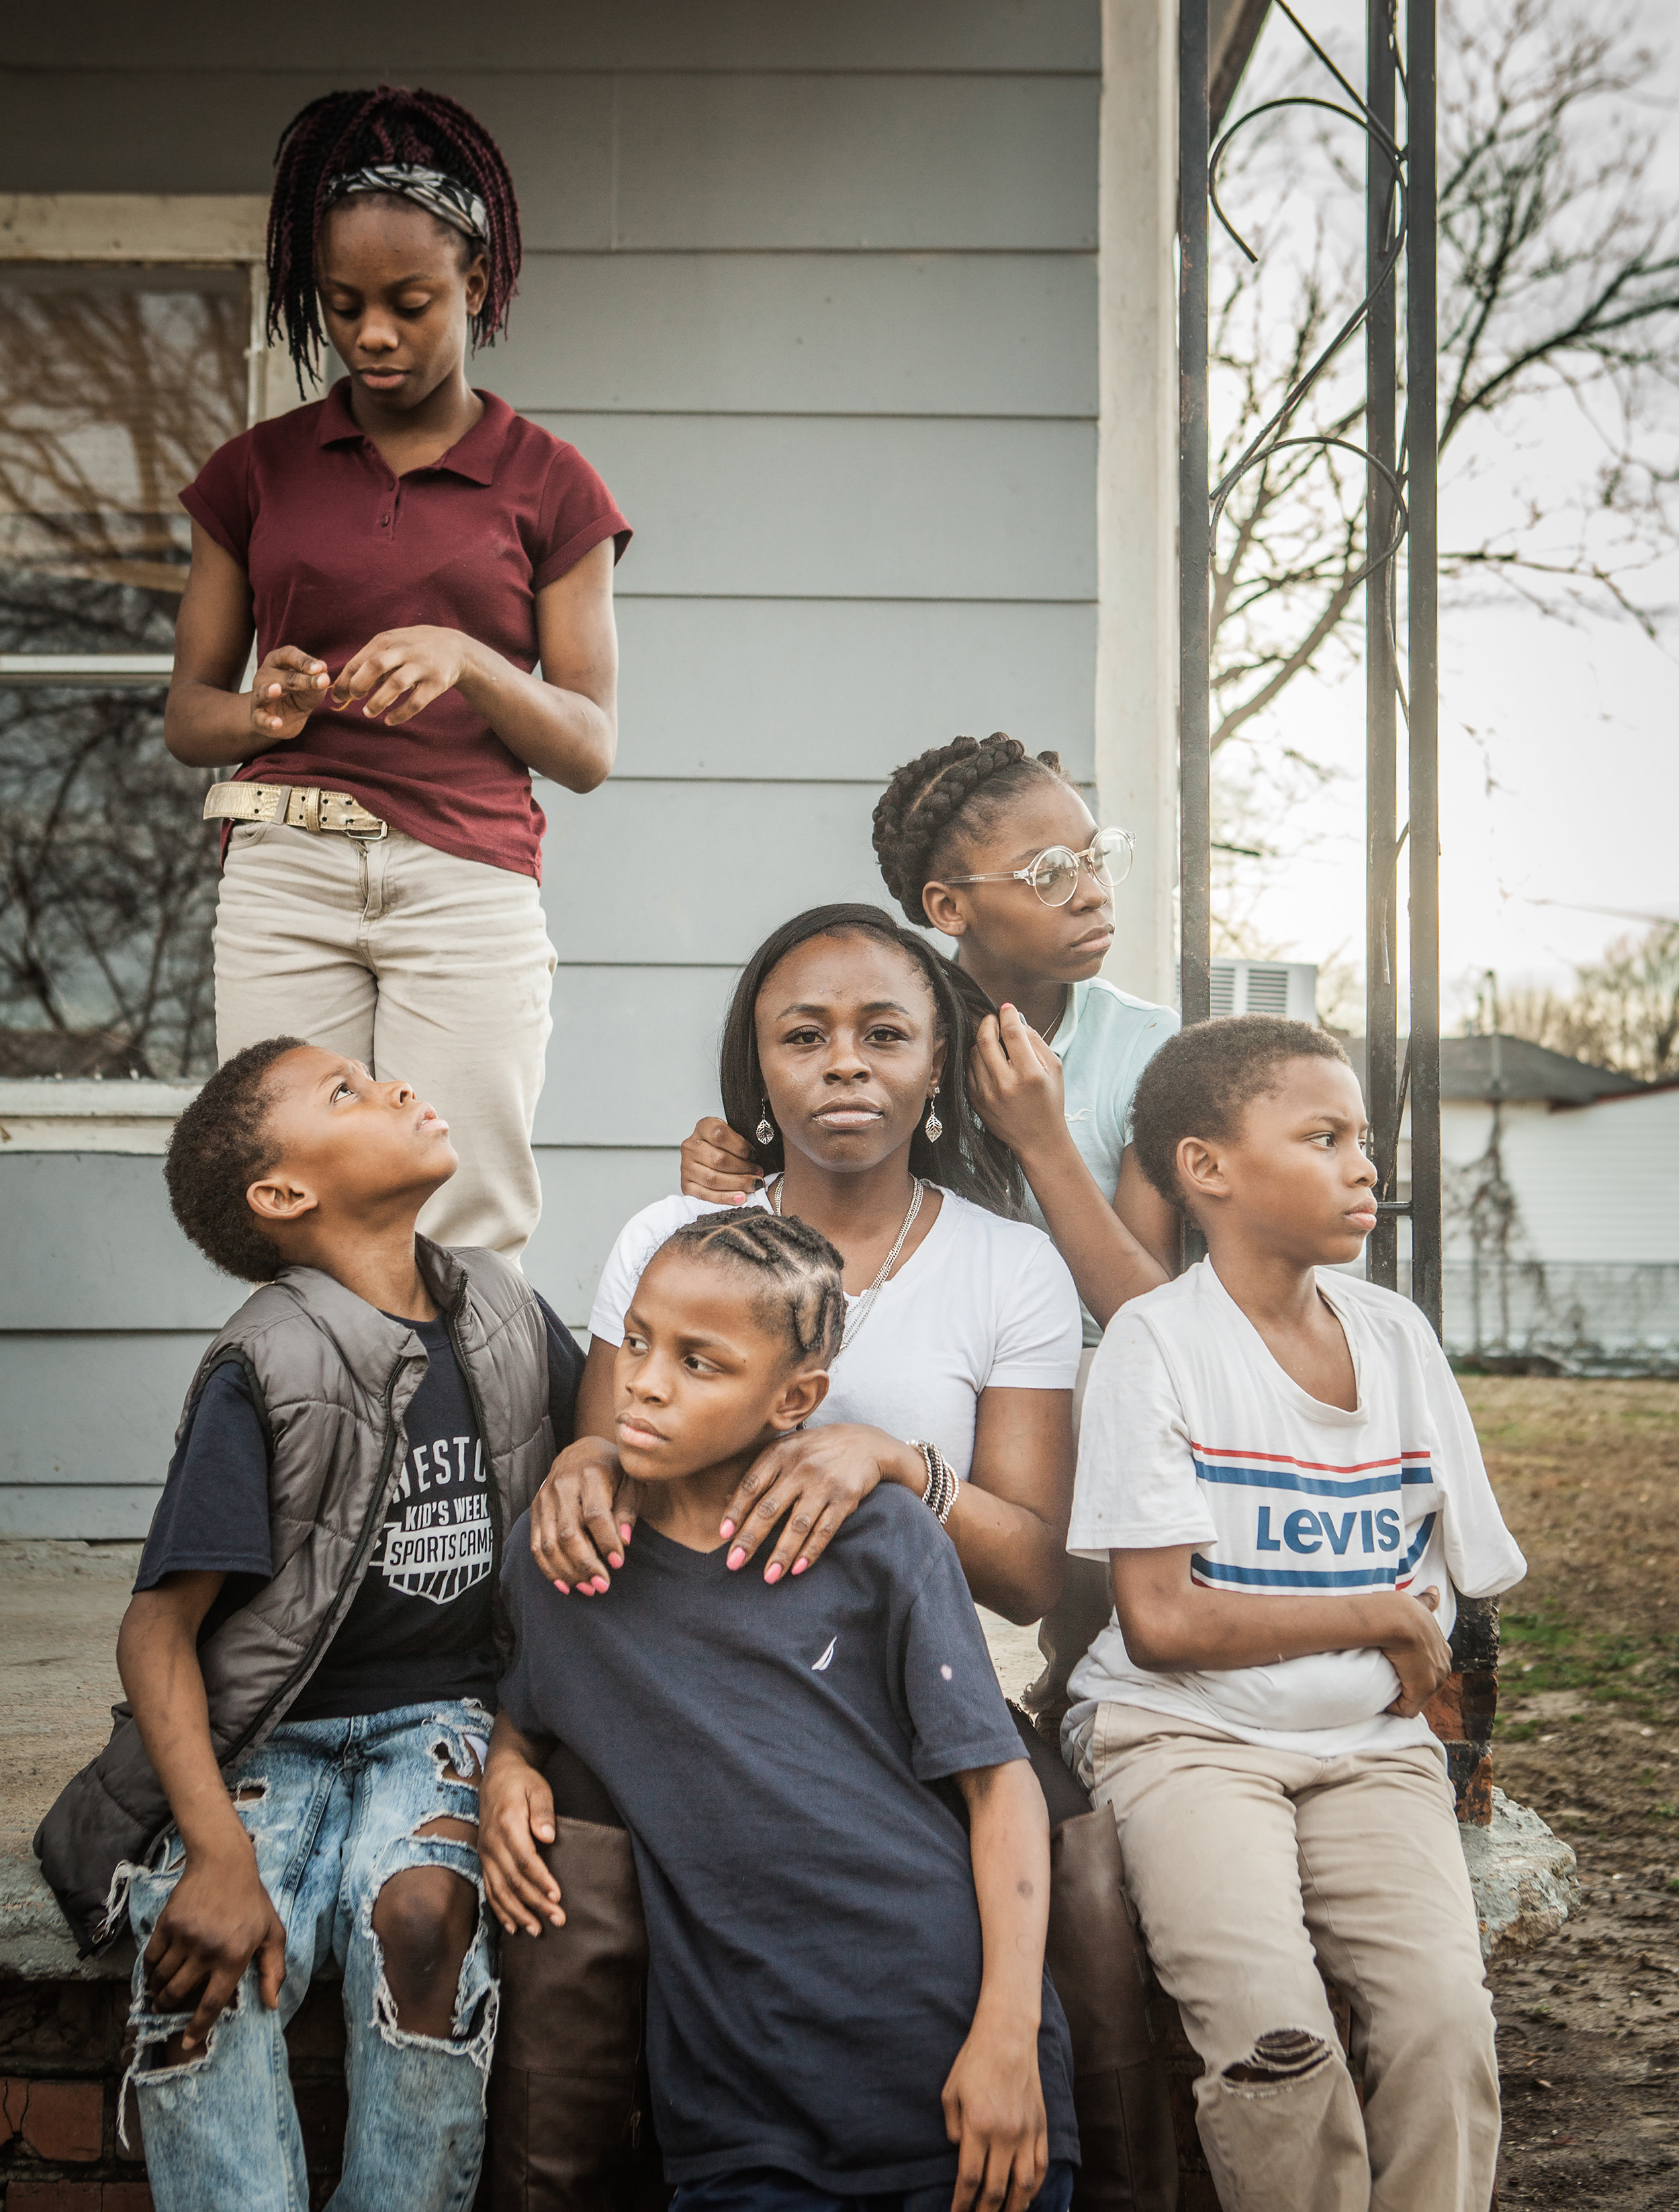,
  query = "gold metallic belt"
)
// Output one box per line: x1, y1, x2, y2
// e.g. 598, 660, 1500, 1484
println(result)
203, 781, 388, 841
